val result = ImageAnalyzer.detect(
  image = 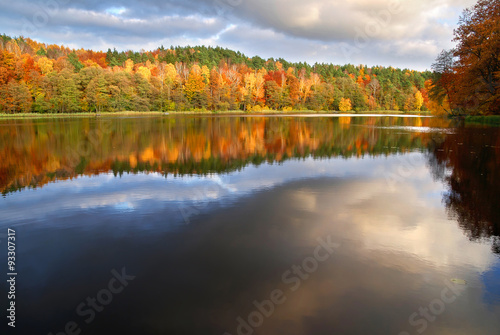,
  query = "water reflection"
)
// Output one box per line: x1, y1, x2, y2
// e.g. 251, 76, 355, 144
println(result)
0, 116, 499, 335
0, 116, 447, 195
428, 125, 500, 254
